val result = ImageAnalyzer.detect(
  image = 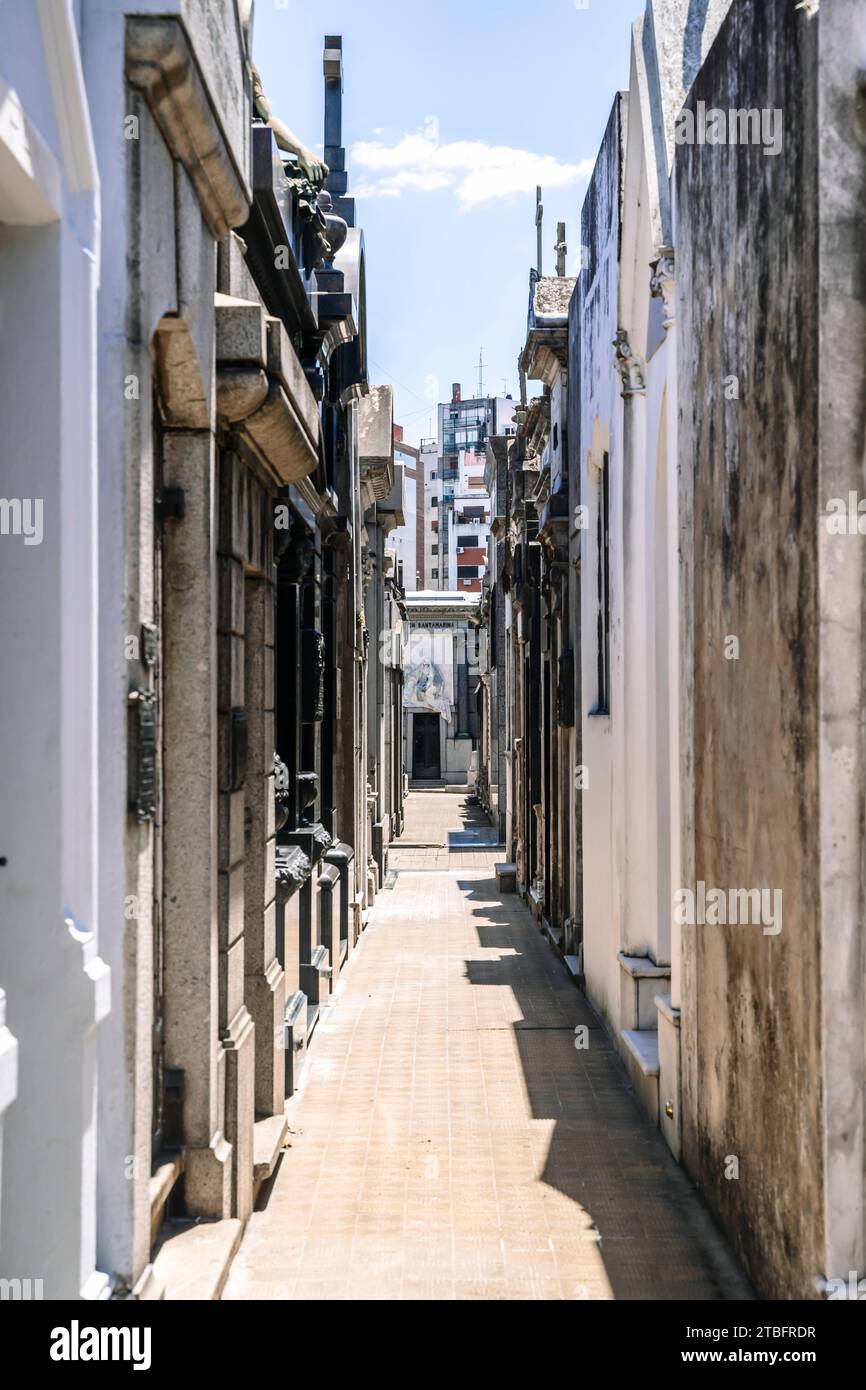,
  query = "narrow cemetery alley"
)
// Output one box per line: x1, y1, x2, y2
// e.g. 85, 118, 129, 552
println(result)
223, 793, 751, 1302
